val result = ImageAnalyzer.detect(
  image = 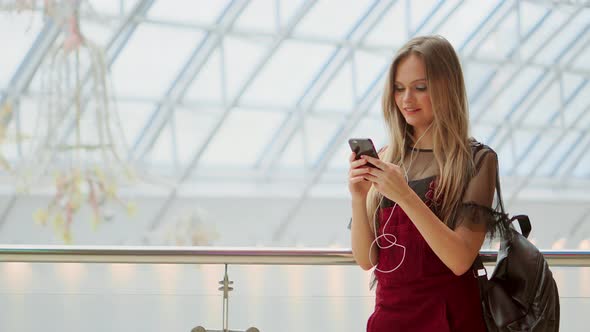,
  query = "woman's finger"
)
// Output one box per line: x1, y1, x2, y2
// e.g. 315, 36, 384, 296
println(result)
349, 176, 367, 184
349, 167, 371, 177
350, 157, 368, 169
363, 173, 379, 182
361, 155, 388, 170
